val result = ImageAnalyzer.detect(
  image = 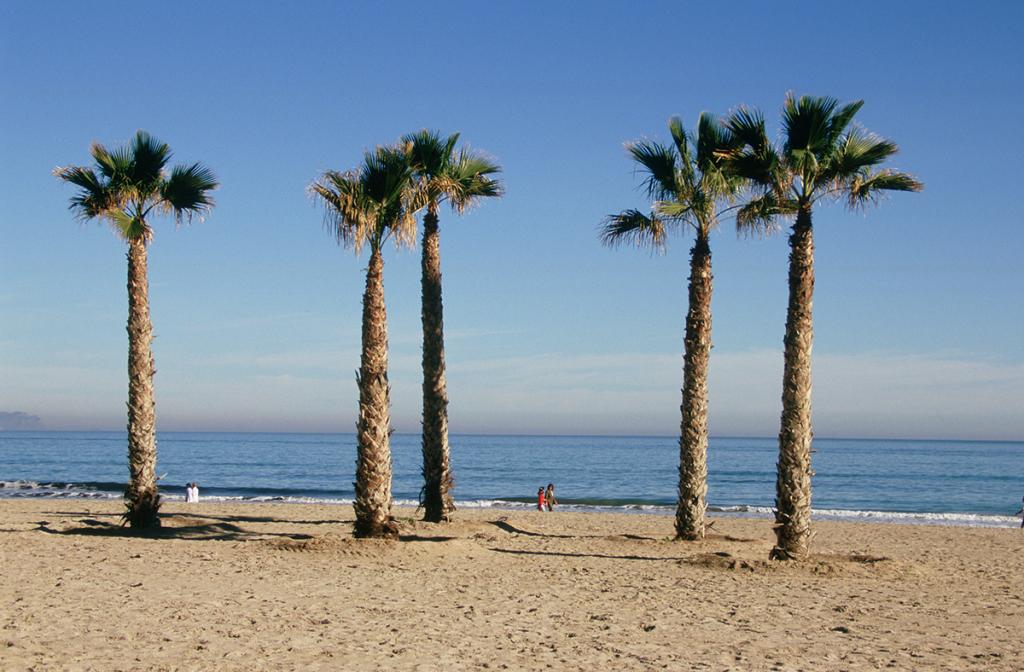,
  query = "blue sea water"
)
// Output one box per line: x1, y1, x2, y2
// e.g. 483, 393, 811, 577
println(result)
1, 432, 1021, 527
